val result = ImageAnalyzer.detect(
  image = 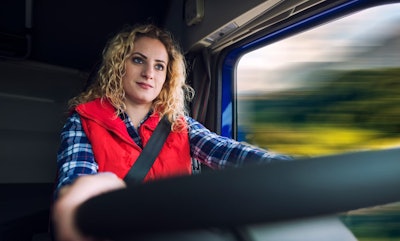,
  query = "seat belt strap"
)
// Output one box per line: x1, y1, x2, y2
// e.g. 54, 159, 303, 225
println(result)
123, 116, 171, 186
